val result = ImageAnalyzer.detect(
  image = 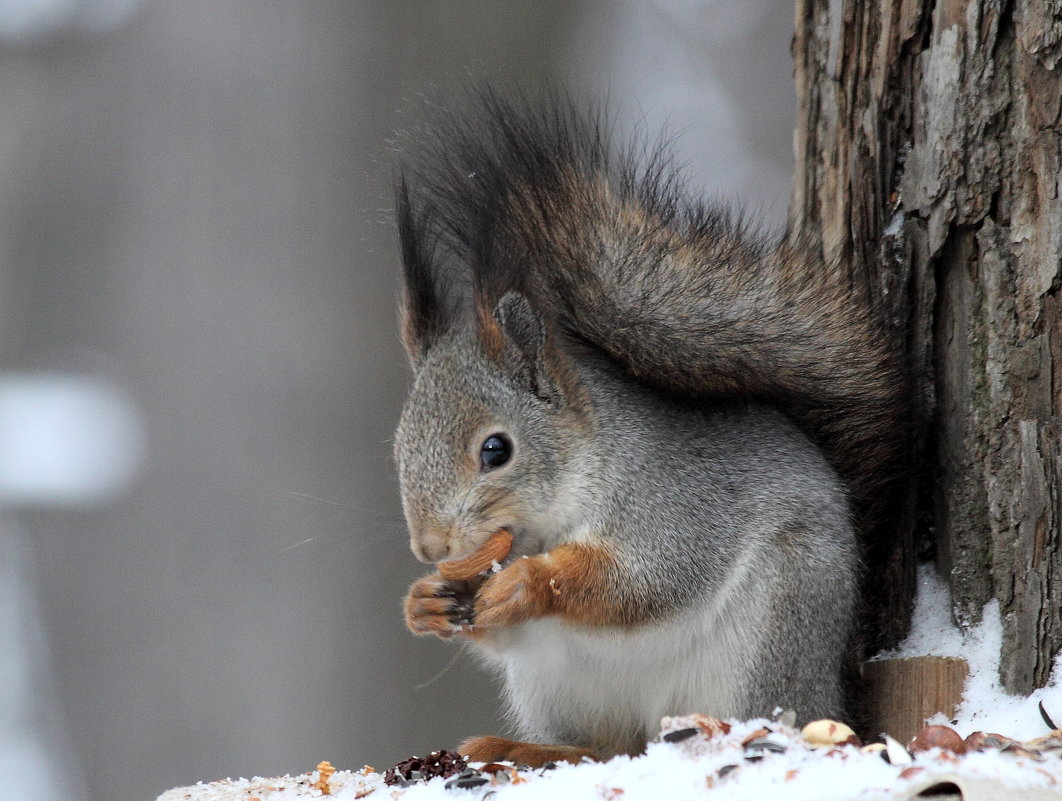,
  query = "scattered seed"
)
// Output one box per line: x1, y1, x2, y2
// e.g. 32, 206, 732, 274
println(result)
445, 776, 489, 790
861, 743, 887, 760
1041, 700, 1058, 731
663, 727, 699, 744
883, 735, 912, 766
743, 737, 787, 757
